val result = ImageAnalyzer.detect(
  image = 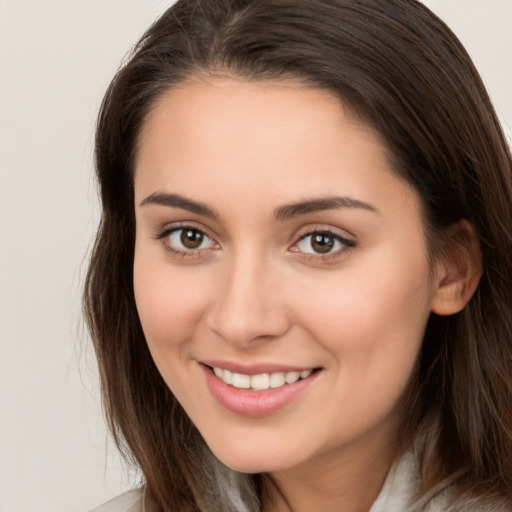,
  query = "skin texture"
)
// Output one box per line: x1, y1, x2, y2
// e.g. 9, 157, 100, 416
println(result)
132, 78, 478, 512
